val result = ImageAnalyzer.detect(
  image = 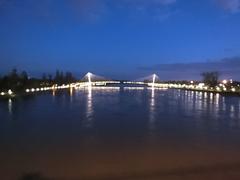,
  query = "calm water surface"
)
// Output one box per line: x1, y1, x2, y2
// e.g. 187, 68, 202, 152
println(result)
1, 87, 240, 179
